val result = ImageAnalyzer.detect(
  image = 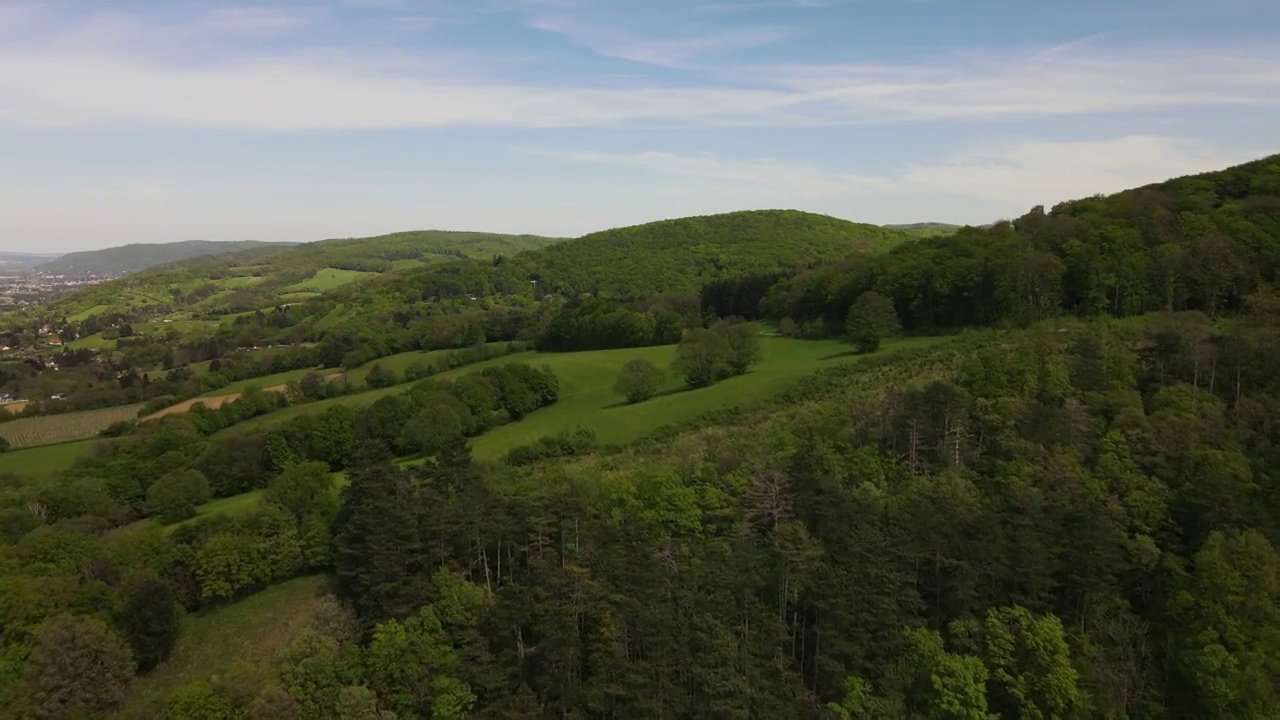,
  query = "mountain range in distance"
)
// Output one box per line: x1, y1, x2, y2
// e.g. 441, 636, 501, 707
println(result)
33, 240, 298, 278
19, 221, 962, 280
